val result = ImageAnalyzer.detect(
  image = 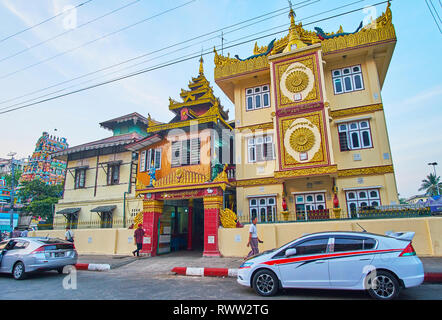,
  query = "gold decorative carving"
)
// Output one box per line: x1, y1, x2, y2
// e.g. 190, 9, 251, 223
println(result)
274, 165, 338, 178
219, 208, 238, 228
290, 127, 316, 152
143, 199, 164, 214
285, 70, 309, 93
235, 177, 279, 187
214, 3, 395, 79
330, 103, 383, 118
337, 165, 394, 177
212, 164, 229, 183
203, 195, 223, 210
236, 122, 274, 132
154, 169, 209, 188
133, 210, 143, 227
